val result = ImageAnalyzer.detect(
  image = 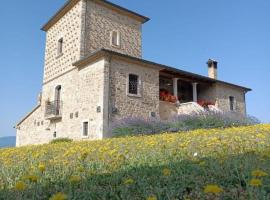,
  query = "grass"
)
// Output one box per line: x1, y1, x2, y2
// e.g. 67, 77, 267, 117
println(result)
0, 124, 270, 199
50, 138, 73, 144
